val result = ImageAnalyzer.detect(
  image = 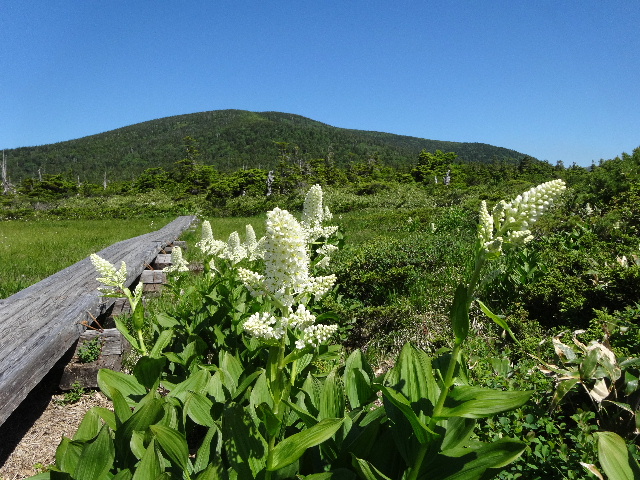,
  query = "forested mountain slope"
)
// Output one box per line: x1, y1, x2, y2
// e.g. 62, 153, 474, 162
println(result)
4, 110, 530, 183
